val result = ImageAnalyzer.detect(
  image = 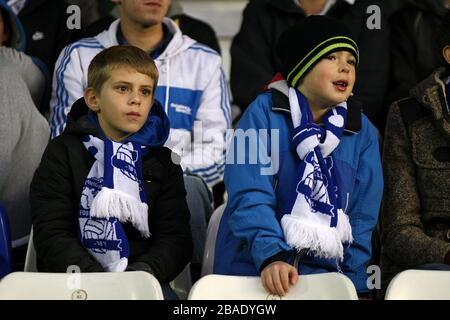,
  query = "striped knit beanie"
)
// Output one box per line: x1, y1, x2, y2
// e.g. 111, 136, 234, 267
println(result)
277, 15, 359, 88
